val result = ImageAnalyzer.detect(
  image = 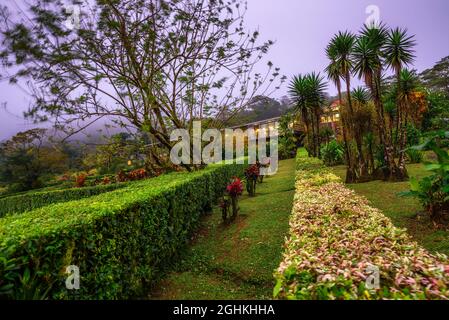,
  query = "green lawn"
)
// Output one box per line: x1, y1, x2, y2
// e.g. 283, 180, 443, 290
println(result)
150, 158, 296, 300
331, 164, 449, 256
